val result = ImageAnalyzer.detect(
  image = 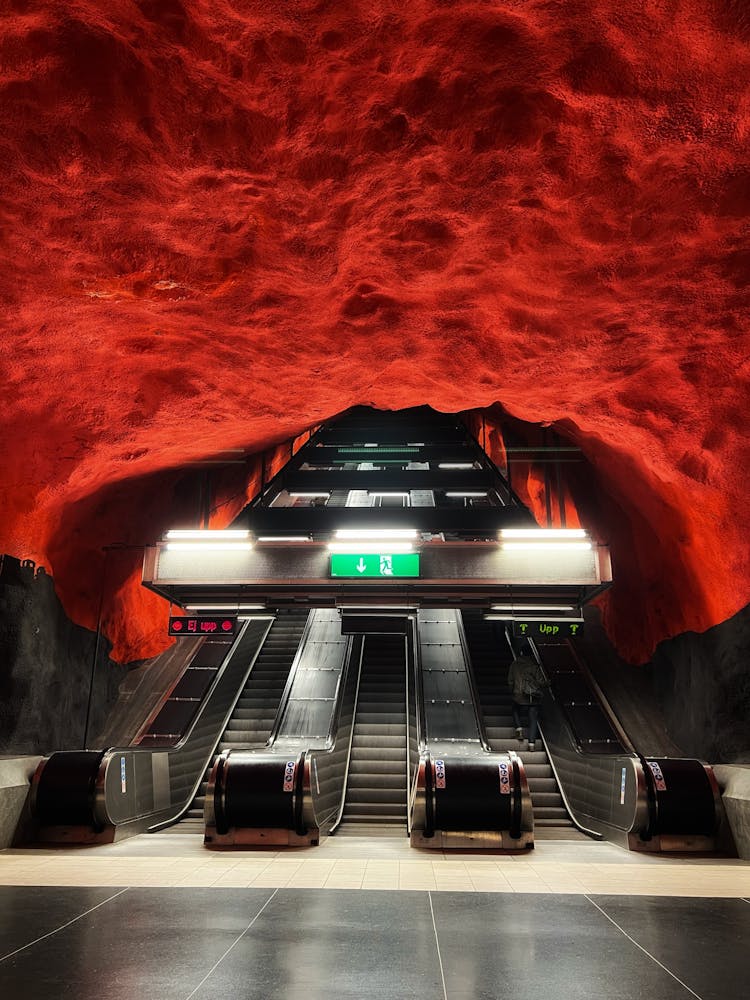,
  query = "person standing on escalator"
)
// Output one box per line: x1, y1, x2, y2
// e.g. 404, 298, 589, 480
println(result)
507, 642, 548, 752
